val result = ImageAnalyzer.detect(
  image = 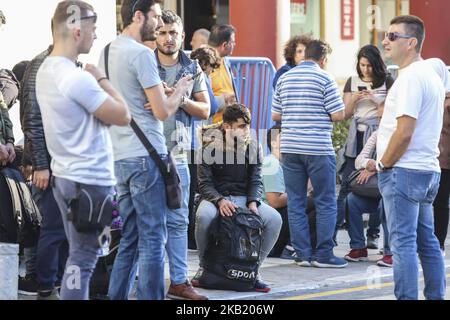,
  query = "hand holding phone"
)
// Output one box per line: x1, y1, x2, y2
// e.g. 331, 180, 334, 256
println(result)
358, 86, 368, 92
